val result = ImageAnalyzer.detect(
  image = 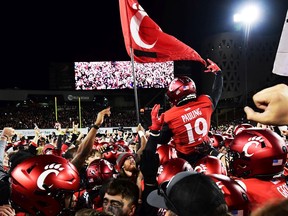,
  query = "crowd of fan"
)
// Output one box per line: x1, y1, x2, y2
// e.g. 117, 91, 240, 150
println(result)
0, 104, 147, 130
75, 61, 174, 90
